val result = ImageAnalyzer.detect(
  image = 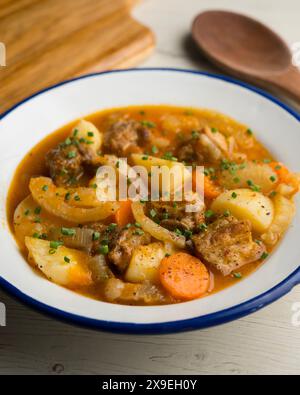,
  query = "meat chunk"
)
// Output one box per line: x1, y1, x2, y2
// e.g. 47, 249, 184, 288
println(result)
108, 227, 152, 272
192, 216, 266, 275
147, 198, 205, 233
177, 140, 200, 164
104, 120, 152, 157
82, 223, 151, 272
177, 127, 228, 165
82, 223, 111, 255
46, 143, 84, 186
